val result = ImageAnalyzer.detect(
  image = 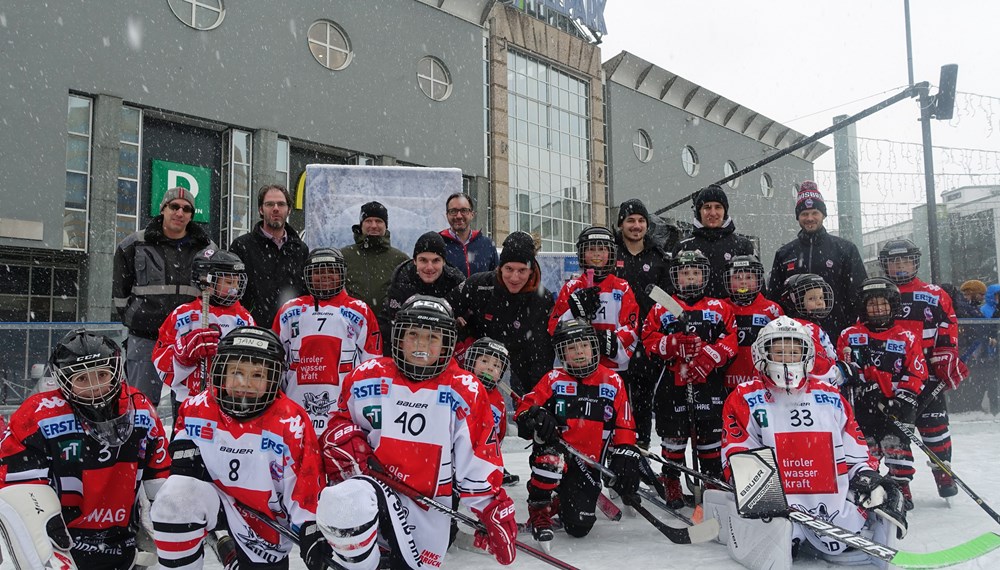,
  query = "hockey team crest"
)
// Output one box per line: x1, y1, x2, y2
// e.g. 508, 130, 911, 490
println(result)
303, 391, 335, 417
